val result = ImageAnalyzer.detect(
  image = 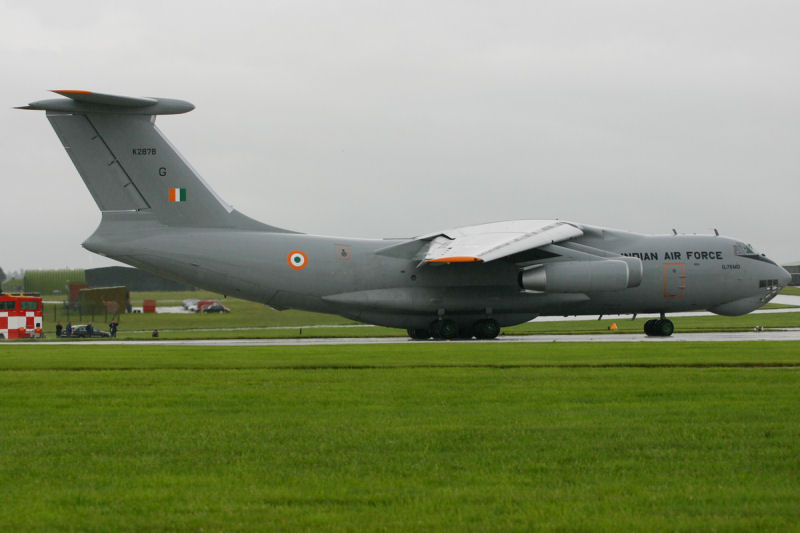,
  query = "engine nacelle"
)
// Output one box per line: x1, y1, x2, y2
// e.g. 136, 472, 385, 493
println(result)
519, 259, 637, 293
